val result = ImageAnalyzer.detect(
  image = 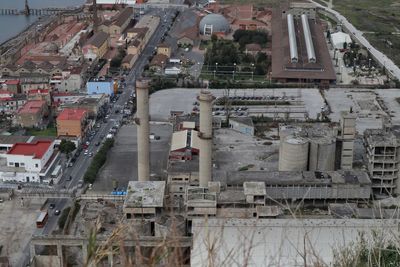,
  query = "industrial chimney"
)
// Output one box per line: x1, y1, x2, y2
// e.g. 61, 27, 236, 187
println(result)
136, 78, 151, 182
197, 90, 215, 187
